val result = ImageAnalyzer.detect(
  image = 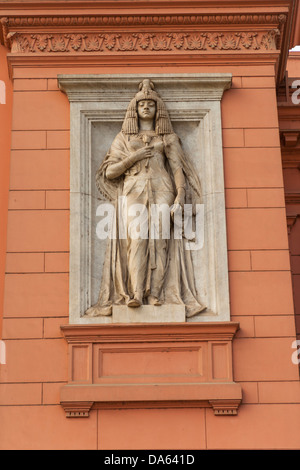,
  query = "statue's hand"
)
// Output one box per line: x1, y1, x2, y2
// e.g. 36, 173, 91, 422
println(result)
173, 191, 185, 208
132, 146, 154, 163
171, 192, 185, 221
